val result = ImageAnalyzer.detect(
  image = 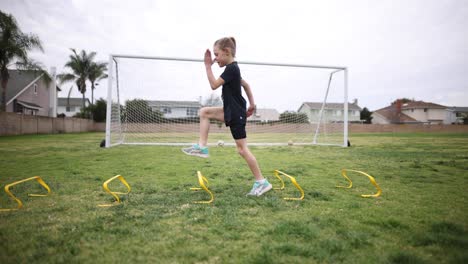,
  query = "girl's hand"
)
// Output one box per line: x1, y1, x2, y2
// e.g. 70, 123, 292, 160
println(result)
204, 49, 214, 66
247, 105, 256, 117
